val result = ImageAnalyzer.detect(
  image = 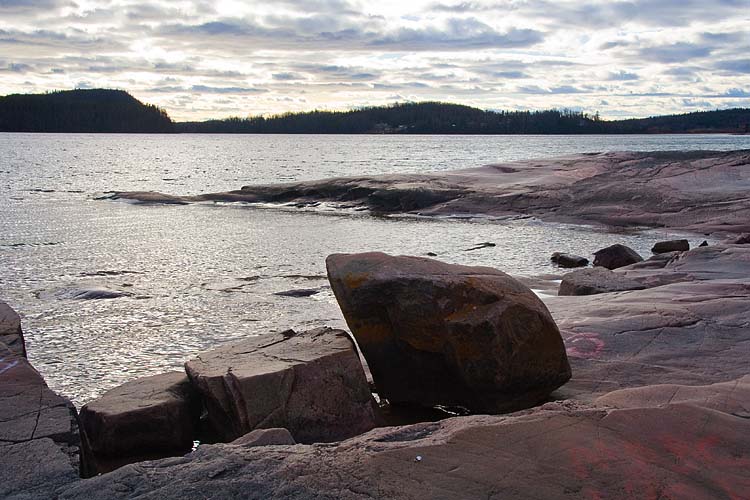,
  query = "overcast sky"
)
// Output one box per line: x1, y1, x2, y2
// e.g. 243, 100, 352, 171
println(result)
1, 0, 748, 120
